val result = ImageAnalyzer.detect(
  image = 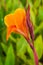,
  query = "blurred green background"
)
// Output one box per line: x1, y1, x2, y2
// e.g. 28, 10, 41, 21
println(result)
0, 0, 43, 65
